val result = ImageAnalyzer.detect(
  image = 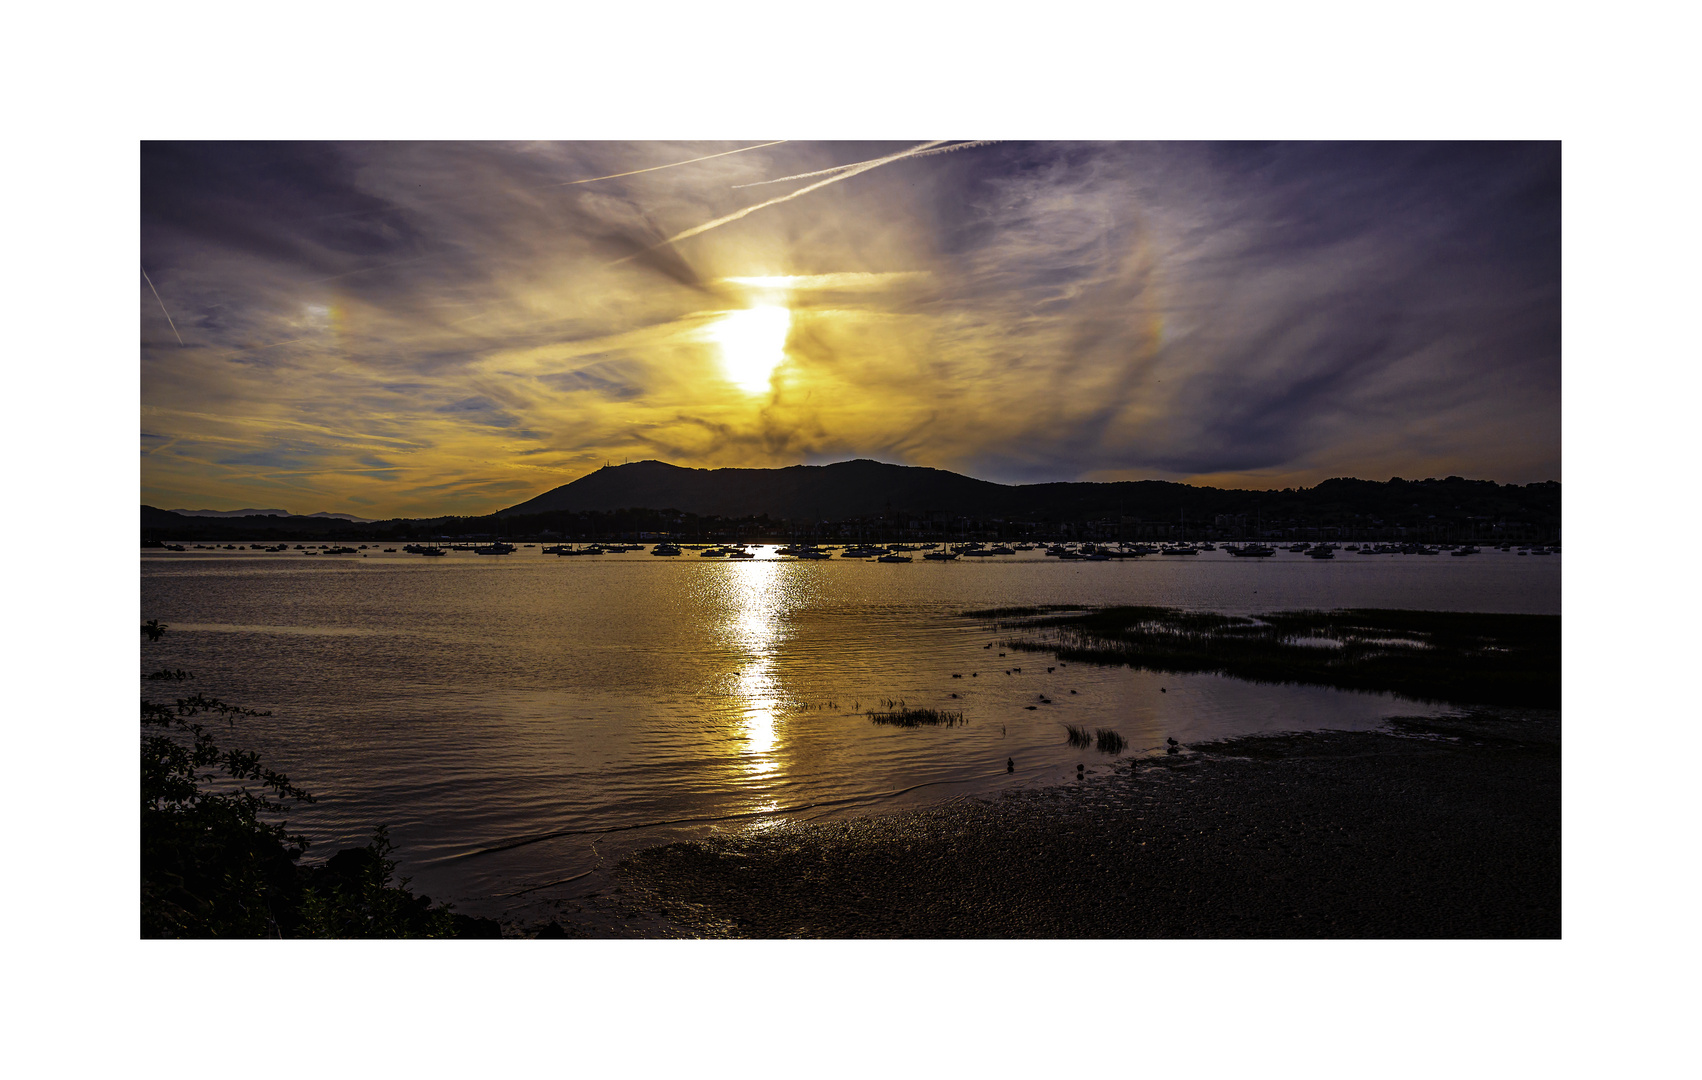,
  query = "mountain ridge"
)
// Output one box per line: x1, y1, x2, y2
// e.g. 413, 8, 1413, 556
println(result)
140, 460, 1560, 542
499, 459, 1010, 520
495, 458, 1560, 525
